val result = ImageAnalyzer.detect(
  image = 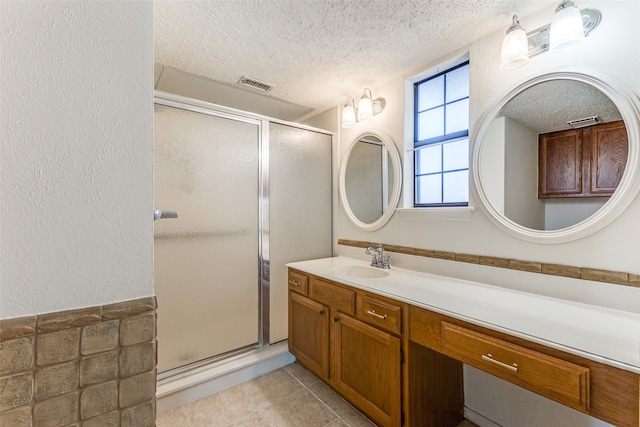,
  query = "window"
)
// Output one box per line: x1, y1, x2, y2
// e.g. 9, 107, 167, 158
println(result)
414, 61, 469, 207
